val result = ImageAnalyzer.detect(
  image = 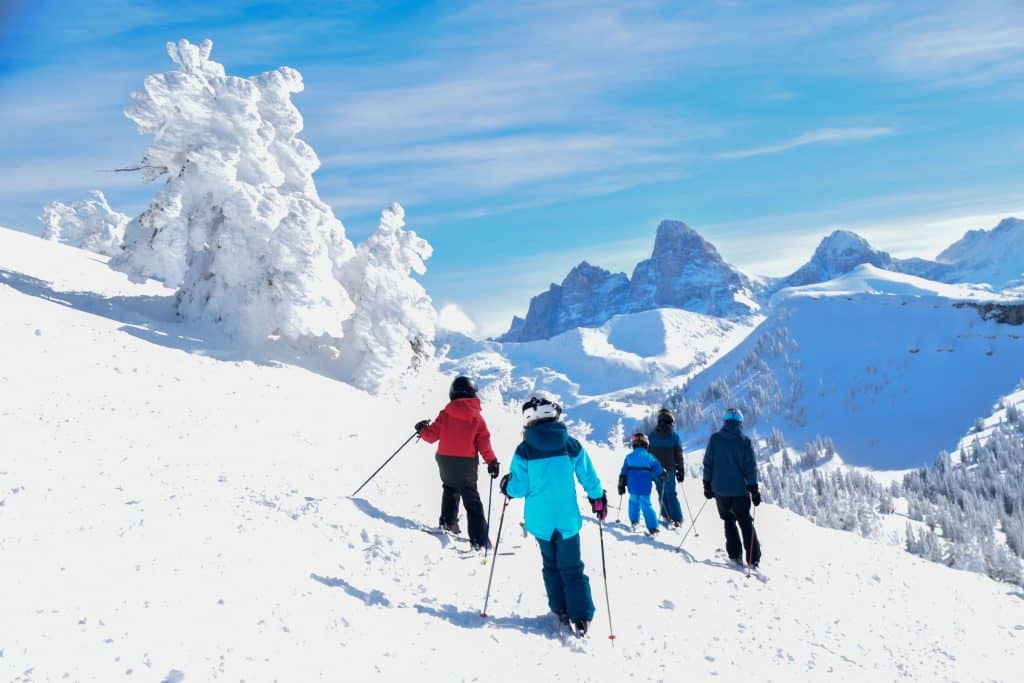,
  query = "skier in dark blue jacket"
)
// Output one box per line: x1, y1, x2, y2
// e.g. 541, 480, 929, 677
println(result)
648, 408, 685, 528
702, 408, 762, 567
617, 433, 667, 534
